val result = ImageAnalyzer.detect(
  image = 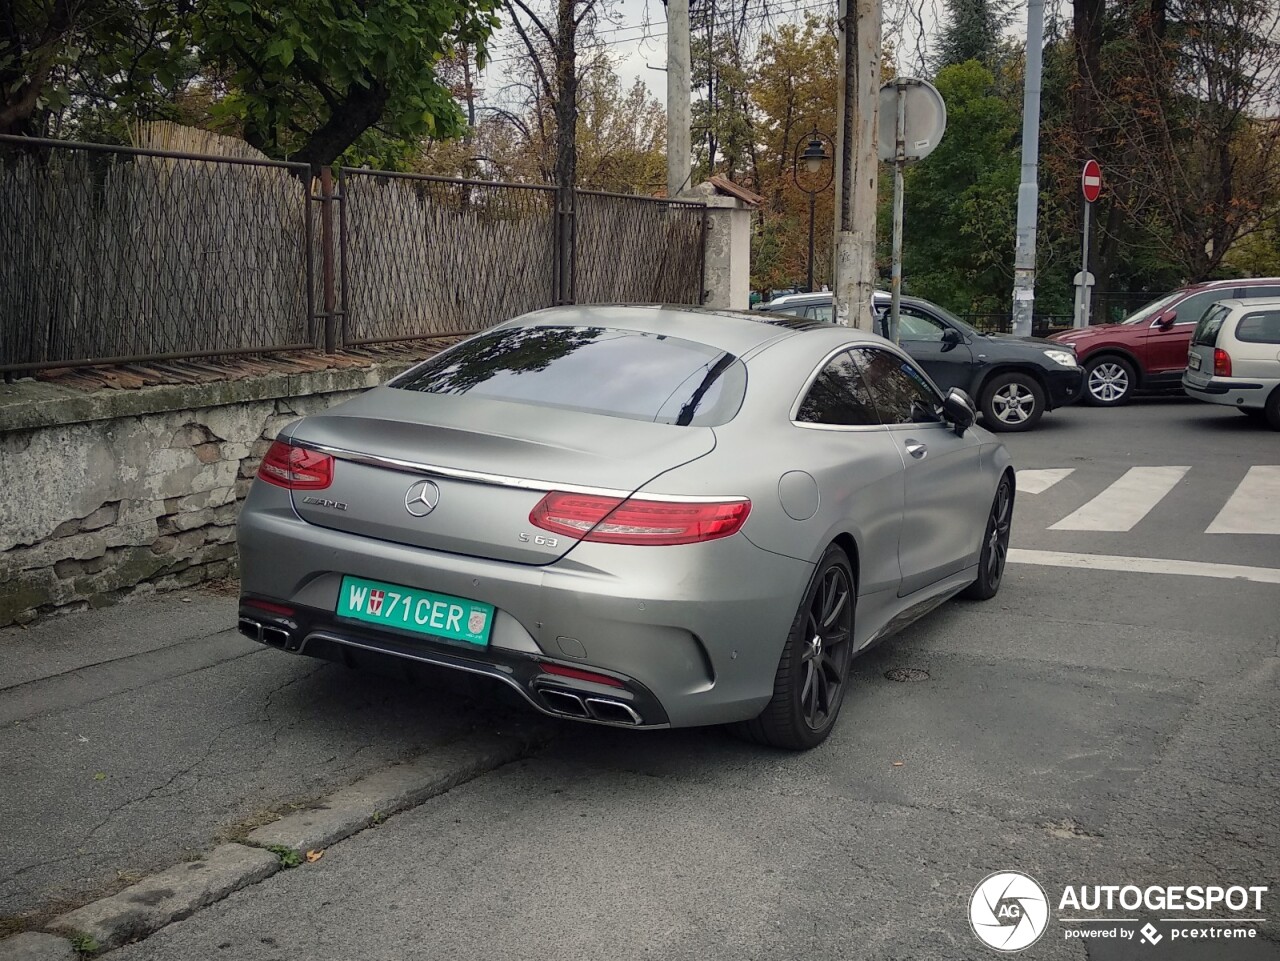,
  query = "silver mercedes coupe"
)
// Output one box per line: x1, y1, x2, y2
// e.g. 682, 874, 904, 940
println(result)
237, 306, 1013, 749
